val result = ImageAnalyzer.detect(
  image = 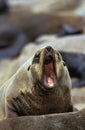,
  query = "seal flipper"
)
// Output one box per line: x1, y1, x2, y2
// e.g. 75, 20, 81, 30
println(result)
57, 24, 82, 37
11, 92, 31, 116
5, 101, 19, 118
11, 97, 25, 116
5, 92, 31, 118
